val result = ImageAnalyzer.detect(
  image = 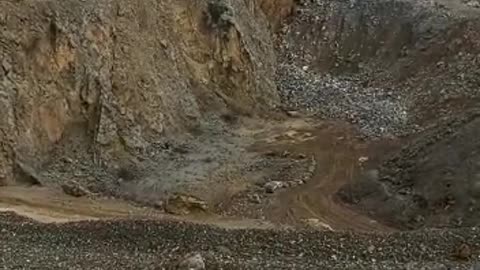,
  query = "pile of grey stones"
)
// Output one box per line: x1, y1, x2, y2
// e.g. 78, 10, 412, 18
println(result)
277, 64, 416, 138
